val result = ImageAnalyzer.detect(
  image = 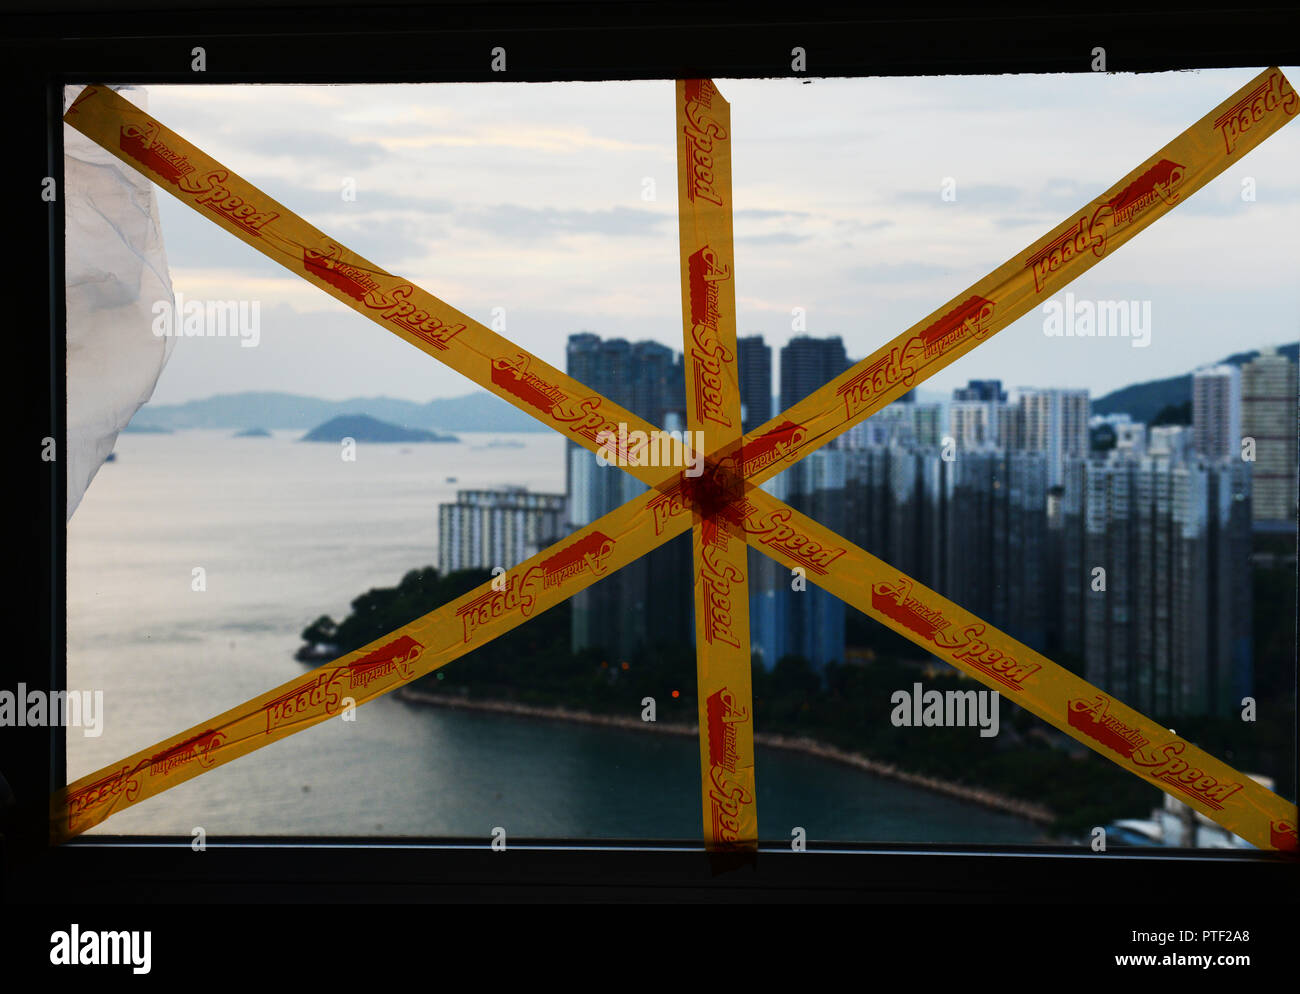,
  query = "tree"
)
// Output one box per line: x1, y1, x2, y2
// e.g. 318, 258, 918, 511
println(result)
295, 615, 339, 660
1150, 400, 1192, 426
772, 654, 823, 699
1089, 423, 1117, 452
